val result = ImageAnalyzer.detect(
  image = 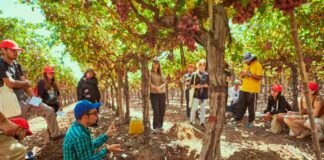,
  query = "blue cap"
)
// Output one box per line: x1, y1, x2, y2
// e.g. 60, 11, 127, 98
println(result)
74, 100, 101, 119
243, 52, 256, 63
